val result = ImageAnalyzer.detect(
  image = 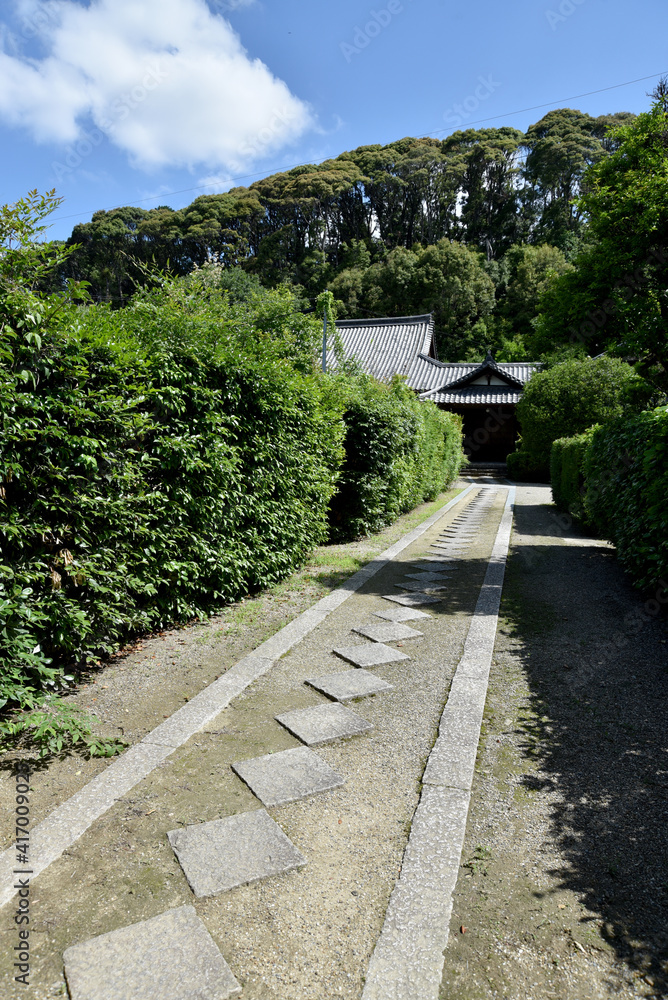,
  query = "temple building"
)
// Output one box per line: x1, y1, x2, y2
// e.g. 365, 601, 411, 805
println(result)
331, 313, 540, 462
